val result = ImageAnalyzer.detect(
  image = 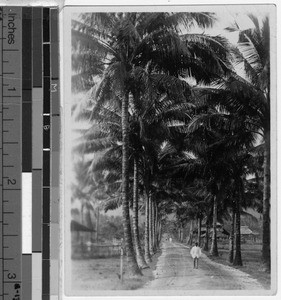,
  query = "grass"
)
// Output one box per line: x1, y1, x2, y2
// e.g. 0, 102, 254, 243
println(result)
205, 240, 271, 290
71, 249, 161, 291
114, 250, 161, 290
